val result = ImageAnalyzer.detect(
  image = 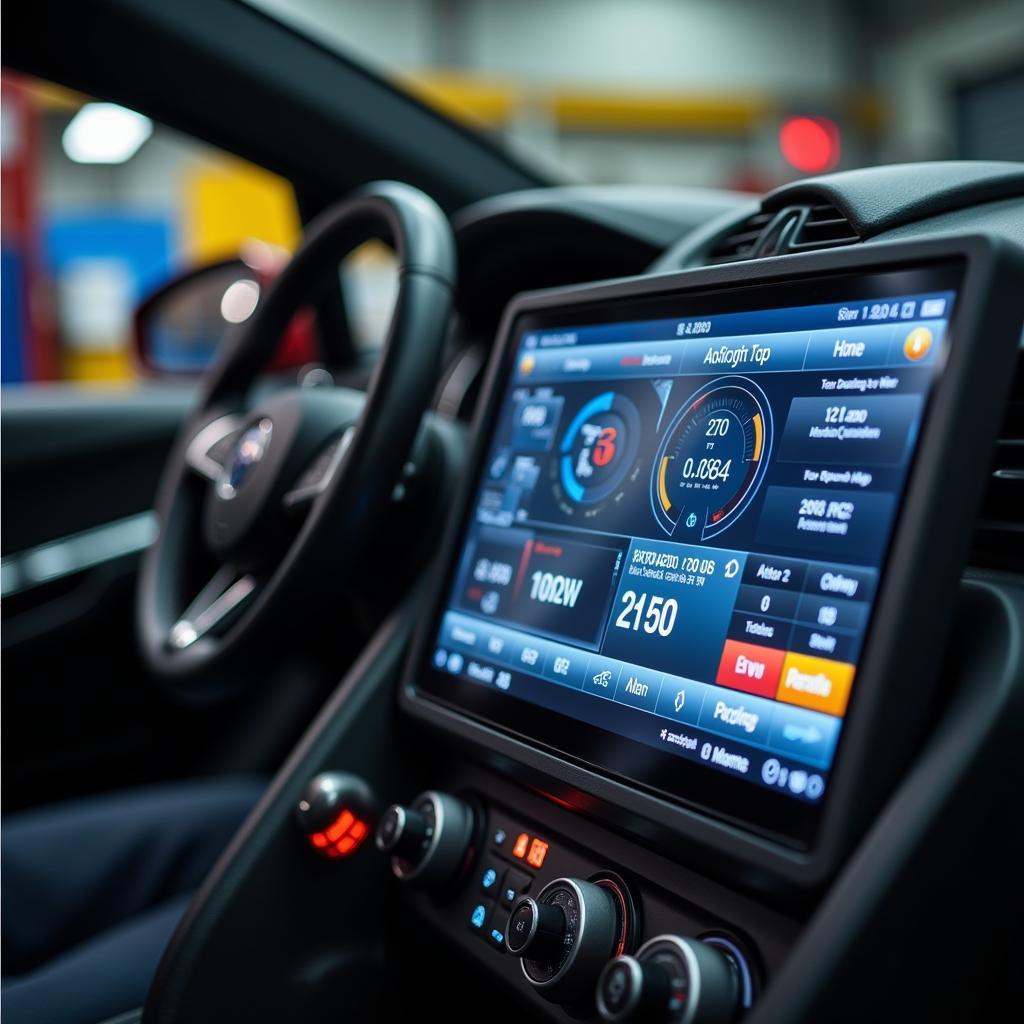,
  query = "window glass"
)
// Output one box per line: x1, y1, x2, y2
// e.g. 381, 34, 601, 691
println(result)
0, 72, 300, 385
248, 0, 1024, 190
341, 240, 400, 353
